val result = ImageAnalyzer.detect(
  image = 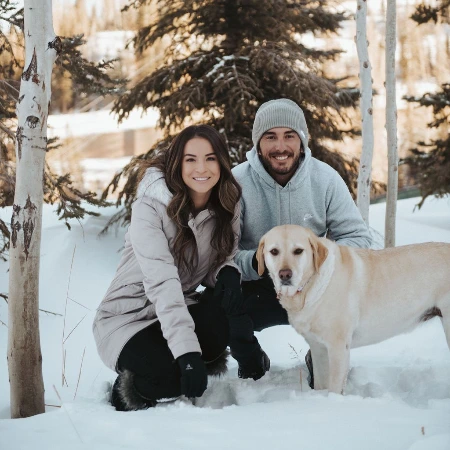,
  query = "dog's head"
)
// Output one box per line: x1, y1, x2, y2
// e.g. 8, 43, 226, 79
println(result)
256, 225, 328, 298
